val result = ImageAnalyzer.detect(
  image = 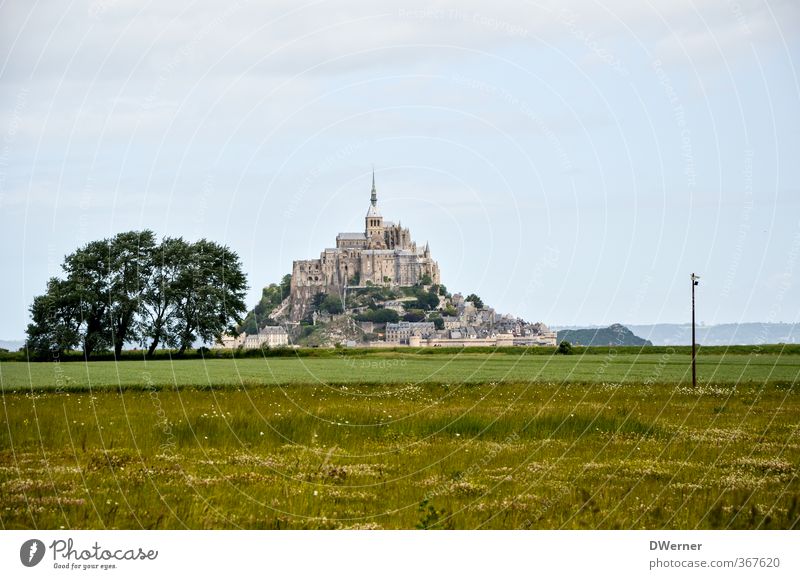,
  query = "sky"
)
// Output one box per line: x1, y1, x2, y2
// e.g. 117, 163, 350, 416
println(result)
1, 0, 799, 339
